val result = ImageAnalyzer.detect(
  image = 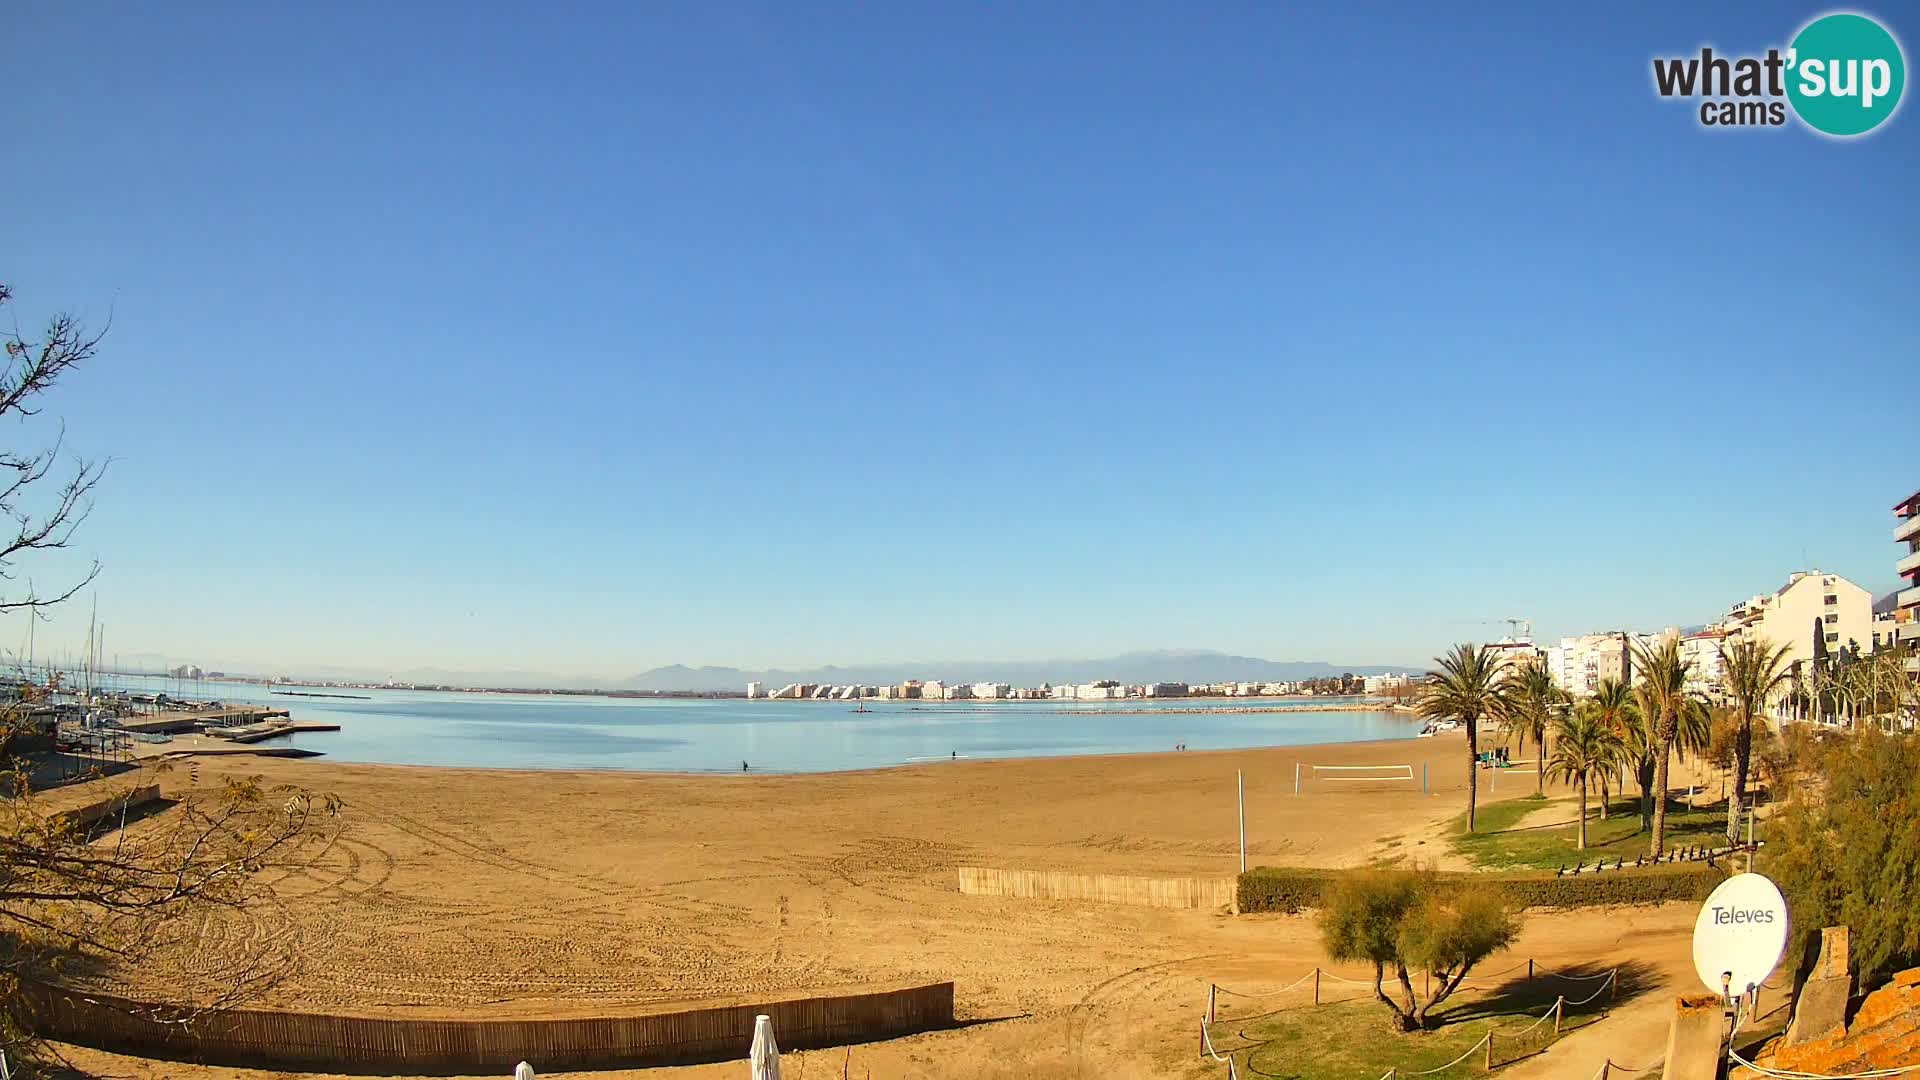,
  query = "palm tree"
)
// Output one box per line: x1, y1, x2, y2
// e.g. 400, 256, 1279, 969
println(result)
1585, 677, 1636, 821
1615, 686, 1659, 831
1495, 663, 1565, 796
1417, 643, 1510, 833
1632, 636, 1697, 857
1546, 708, 1624, 850
1718, 639, 1793, 845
